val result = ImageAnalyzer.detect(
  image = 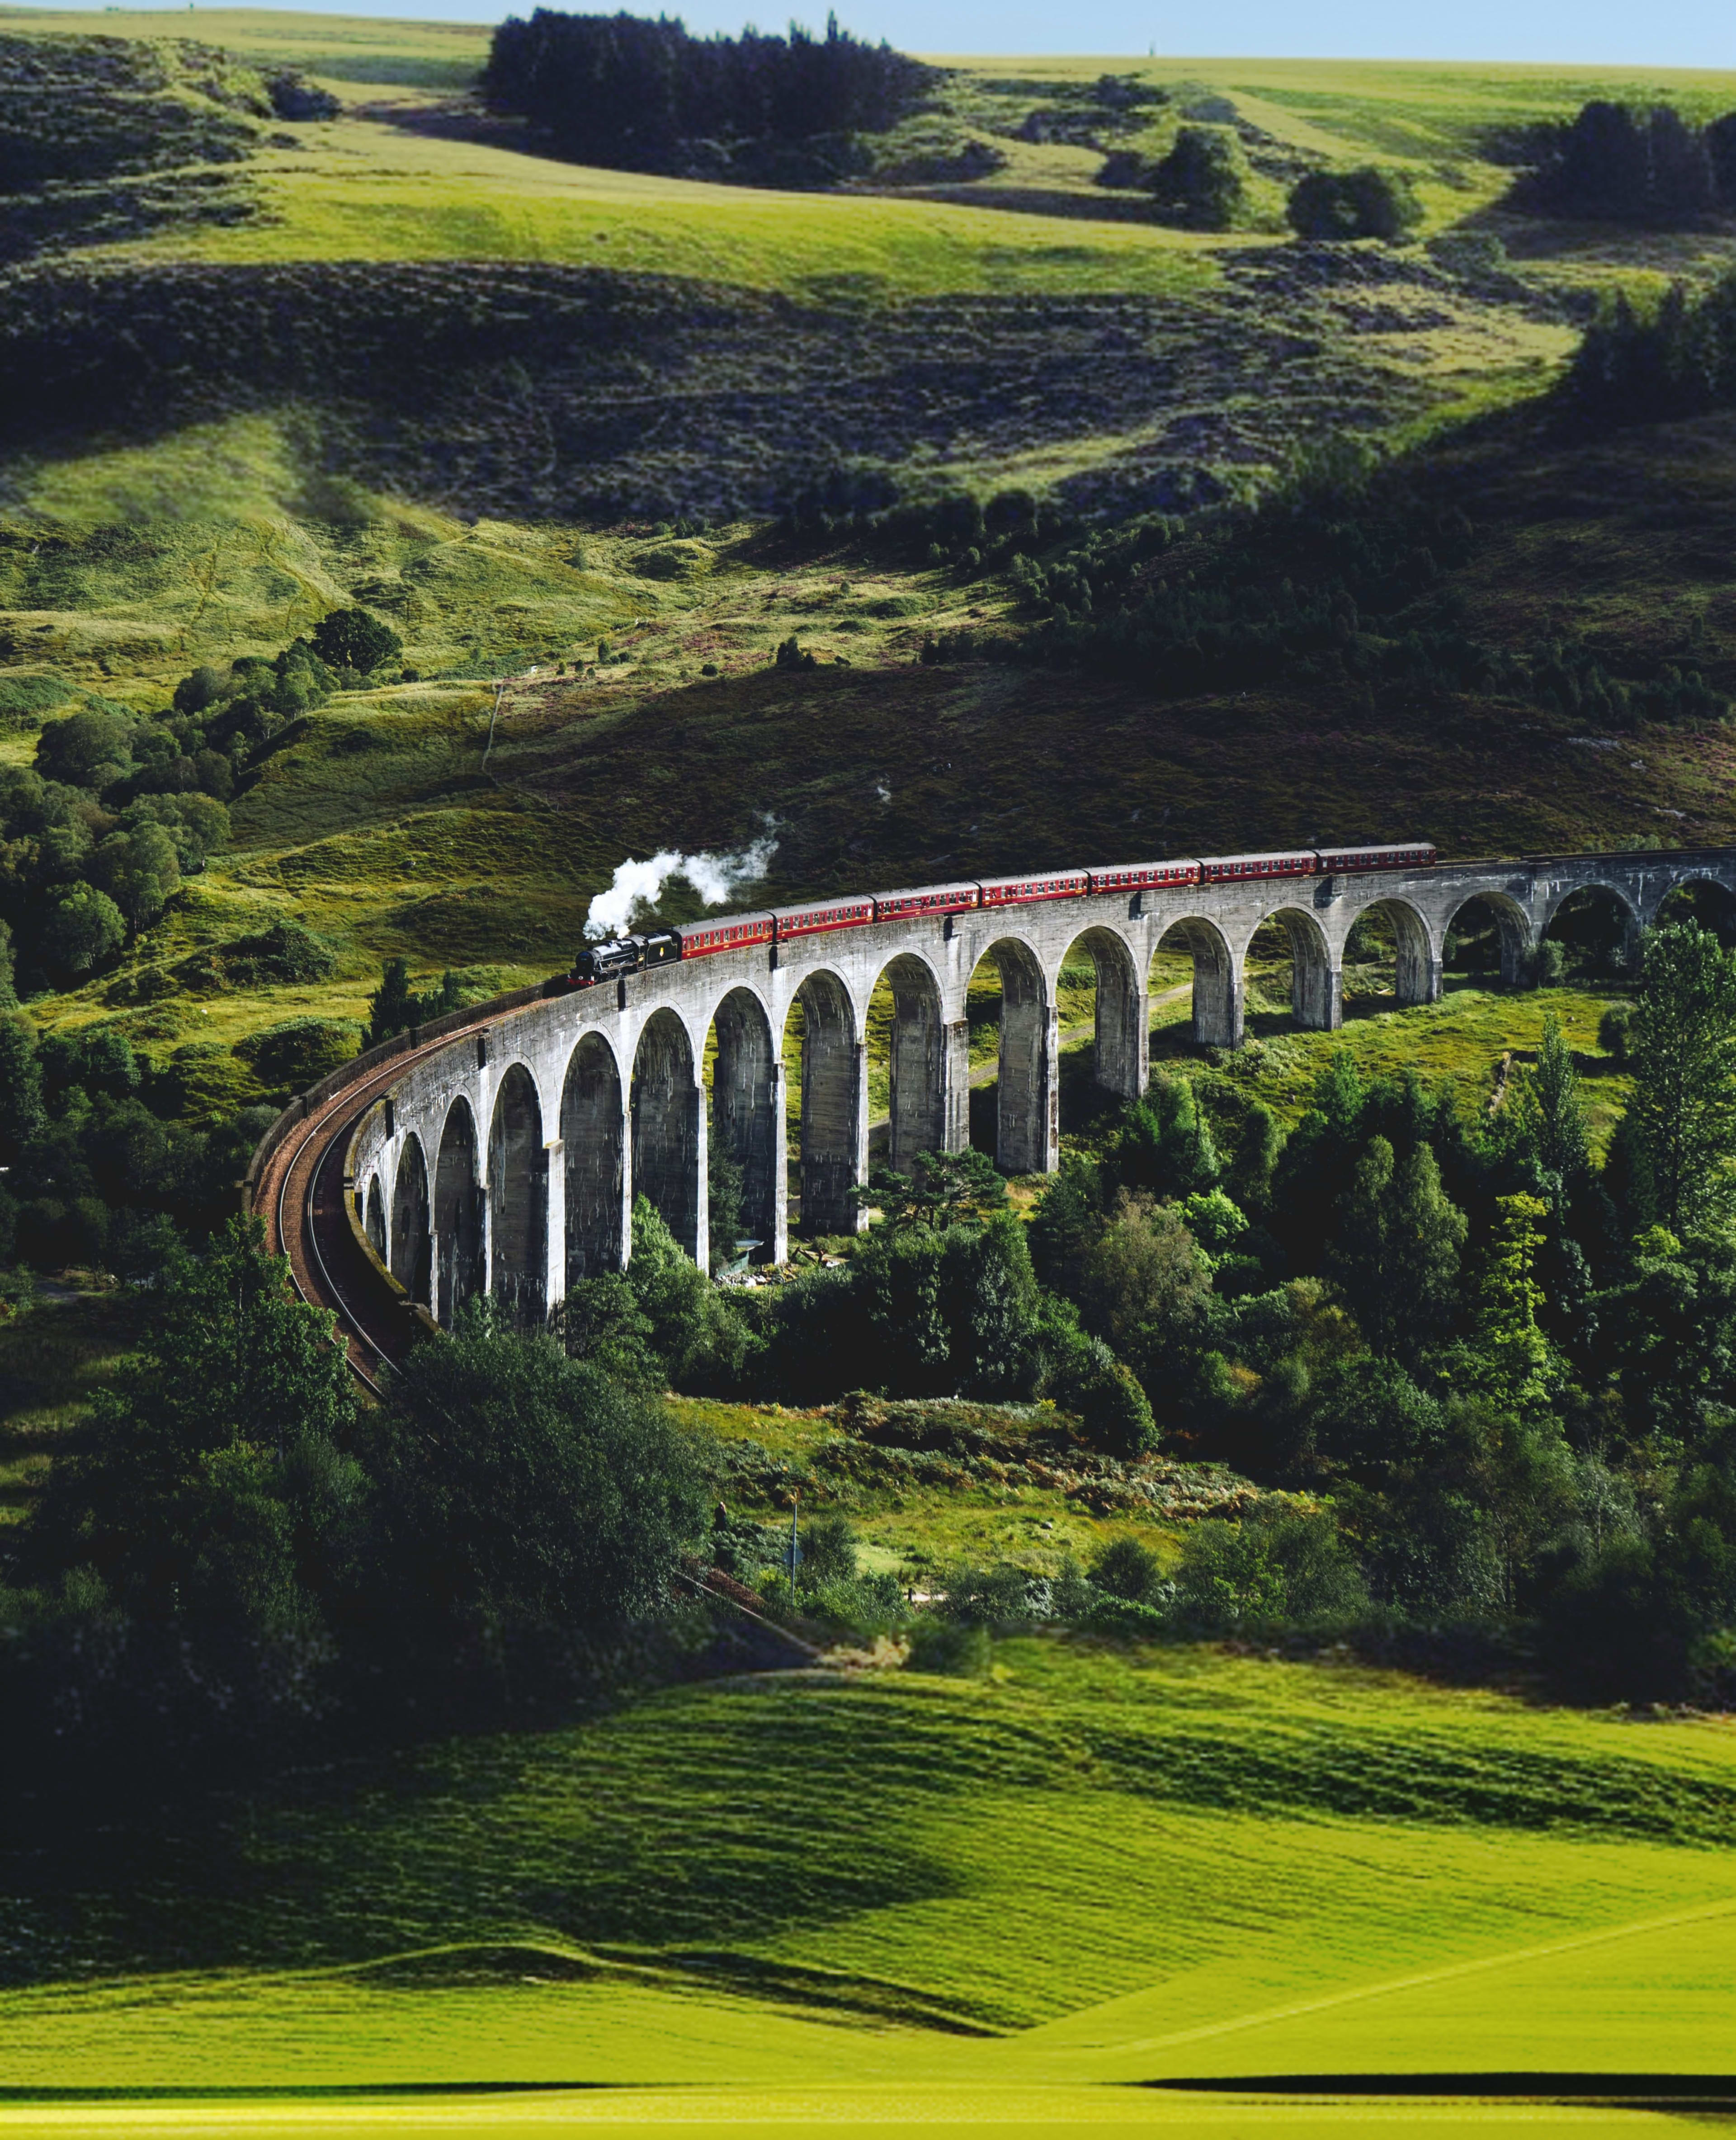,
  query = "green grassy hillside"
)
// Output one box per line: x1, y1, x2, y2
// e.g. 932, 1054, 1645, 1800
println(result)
6, 1640, 1736, 2102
